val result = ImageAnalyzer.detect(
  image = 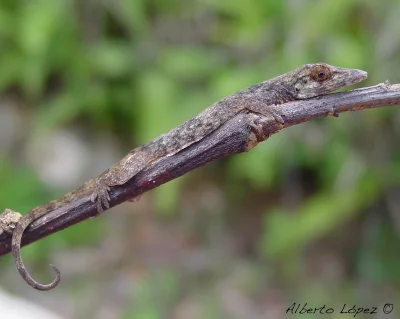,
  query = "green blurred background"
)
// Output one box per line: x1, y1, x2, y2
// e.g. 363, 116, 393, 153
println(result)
0, 0, 400, 318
